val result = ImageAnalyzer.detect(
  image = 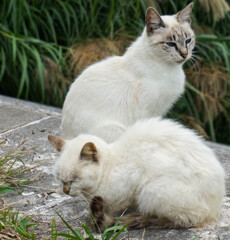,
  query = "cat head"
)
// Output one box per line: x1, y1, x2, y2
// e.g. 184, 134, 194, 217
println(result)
145, 3, 195, 64
48, 134, 107, 198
